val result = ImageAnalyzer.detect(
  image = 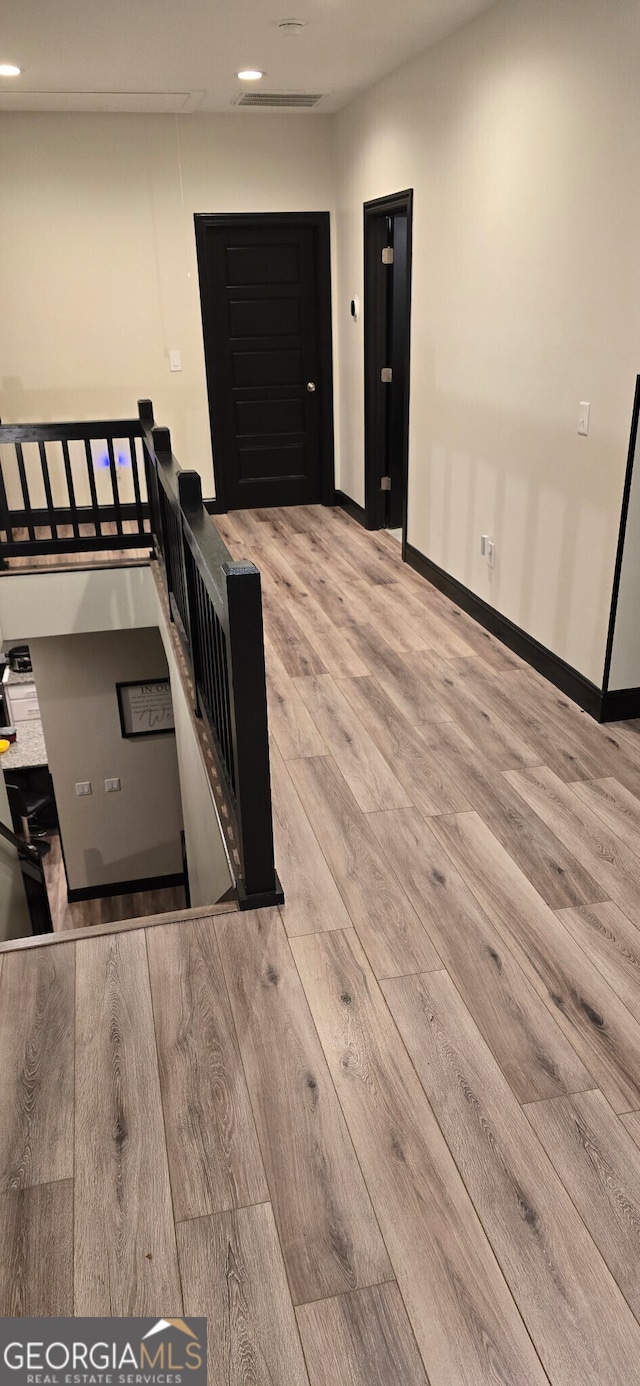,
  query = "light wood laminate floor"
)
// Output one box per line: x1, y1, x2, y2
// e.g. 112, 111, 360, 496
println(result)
4, 504, 640, 1384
